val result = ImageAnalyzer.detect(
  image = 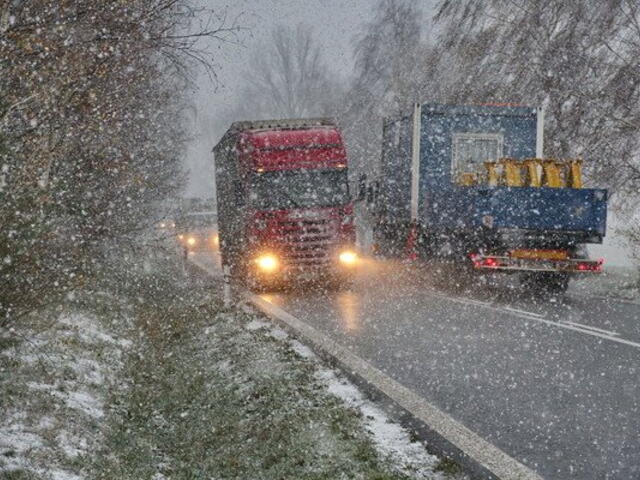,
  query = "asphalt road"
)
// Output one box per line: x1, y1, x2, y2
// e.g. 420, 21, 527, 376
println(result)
193, 252, 640, 479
